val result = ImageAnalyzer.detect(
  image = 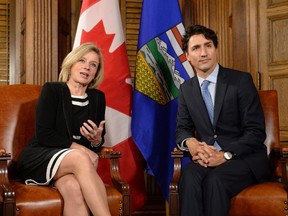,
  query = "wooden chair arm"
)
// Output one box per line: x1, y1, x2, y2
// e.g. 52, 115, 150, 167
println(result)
98, 147, 130, 195
170, 149, 184, 193
99, 147, 131, 215
169, 149, 184, 216
280, 145, 288, 158
0, 151, 11, 184
280, 145, 288, 188
0, 150, 16, 211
